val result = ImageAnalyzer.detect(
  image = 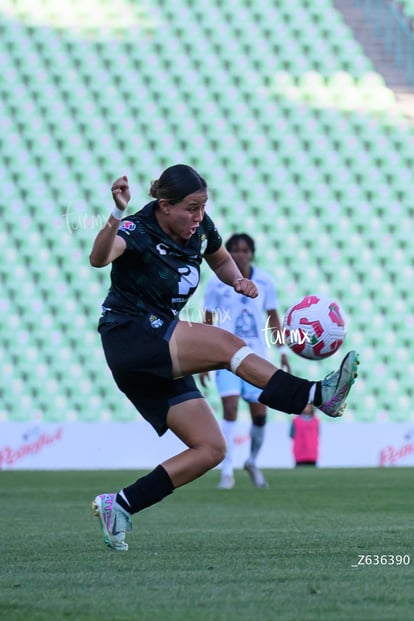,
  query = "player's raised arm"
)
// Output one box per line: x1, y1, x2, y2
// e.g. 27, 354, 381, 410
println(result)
89, 176, 128, 267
